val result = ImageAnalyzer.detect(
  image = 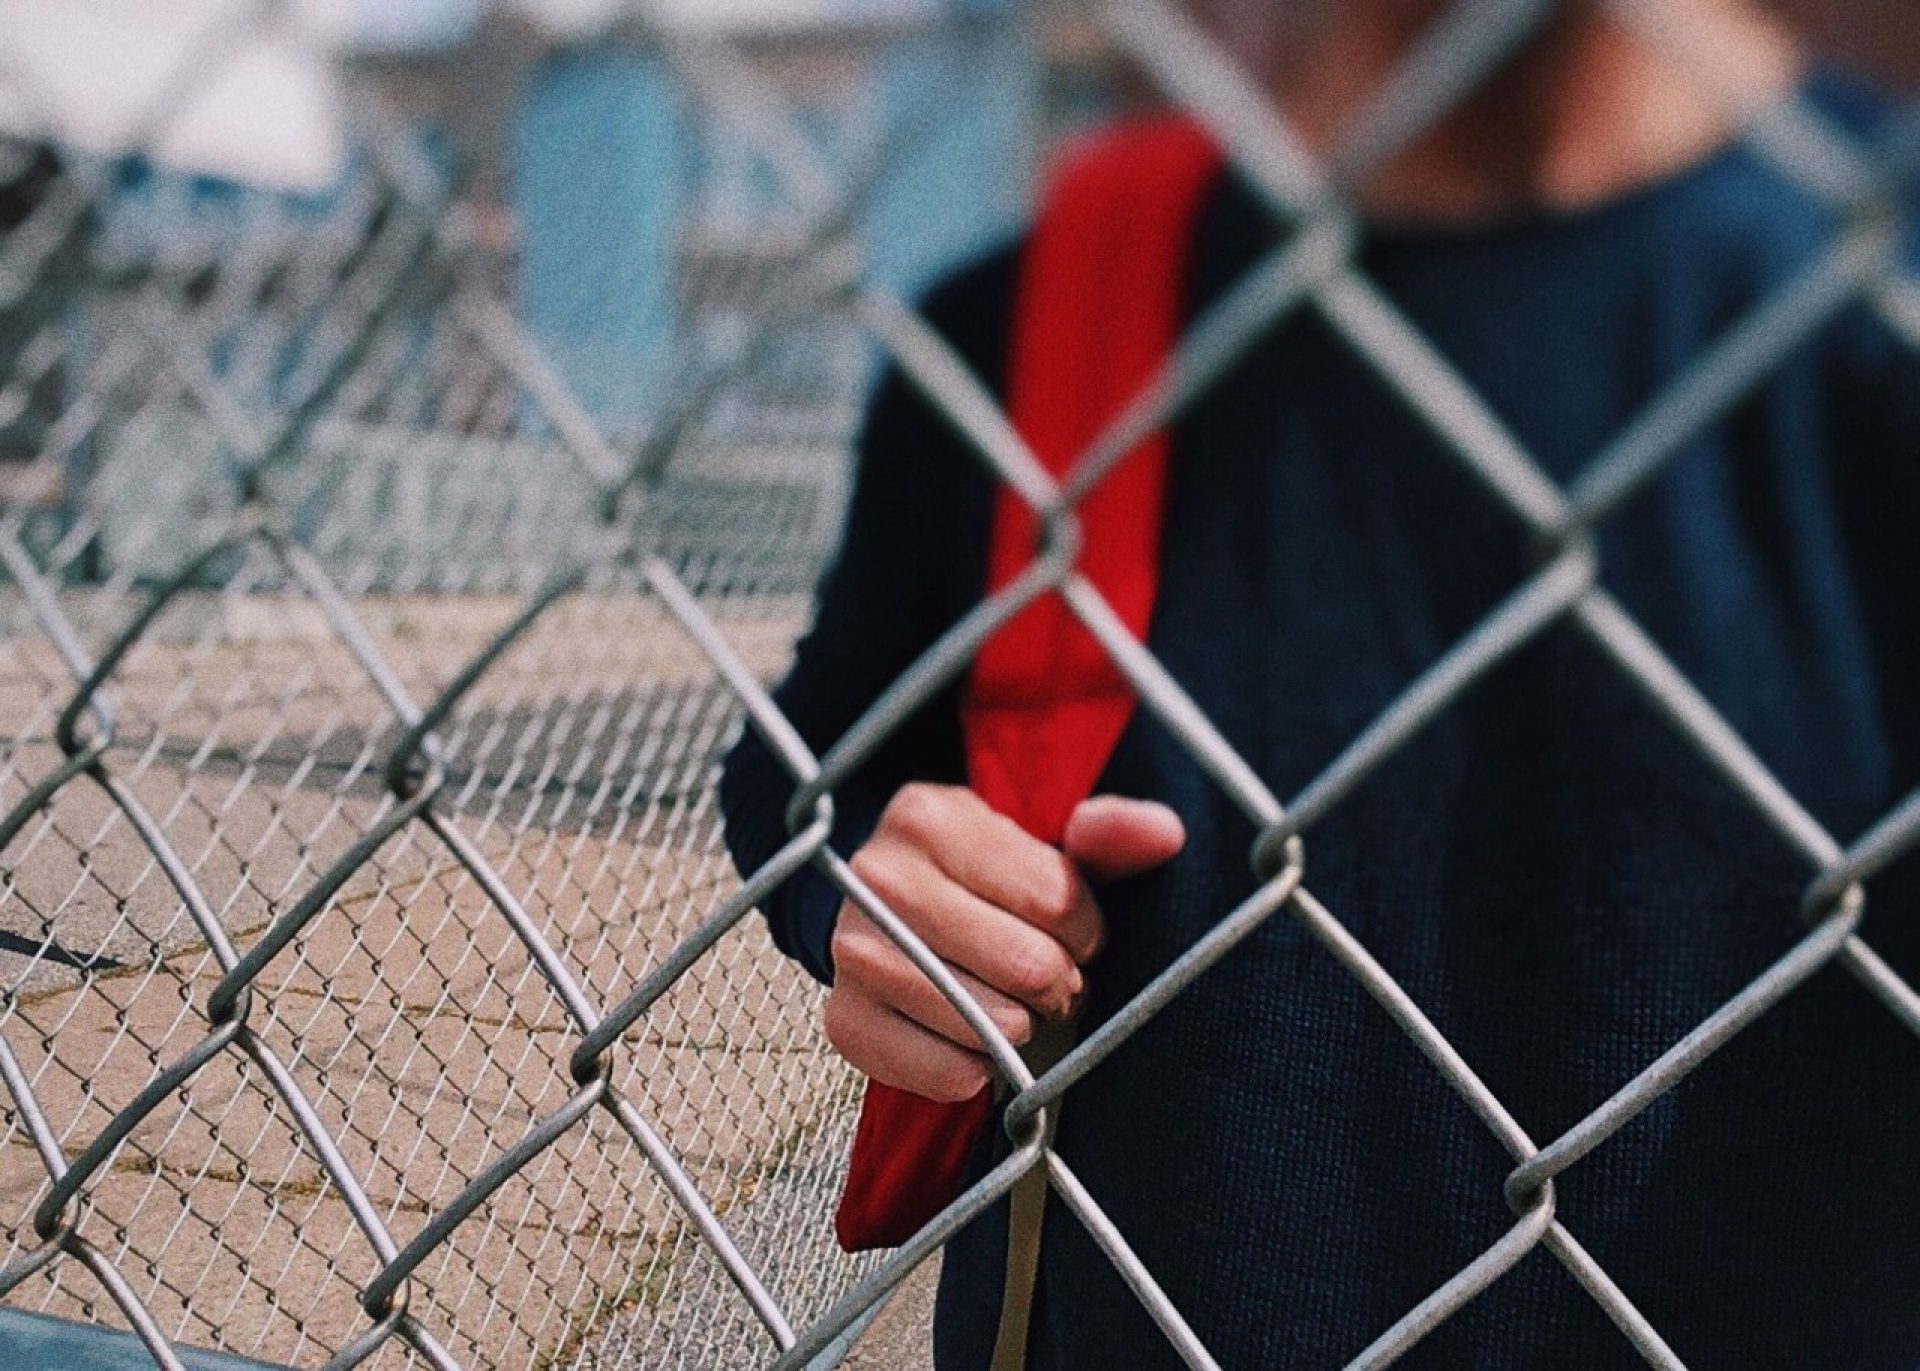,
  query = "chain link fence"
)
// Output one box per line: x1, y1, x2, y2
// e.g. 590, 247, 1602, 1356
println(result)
2, 1, 1918, 1368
